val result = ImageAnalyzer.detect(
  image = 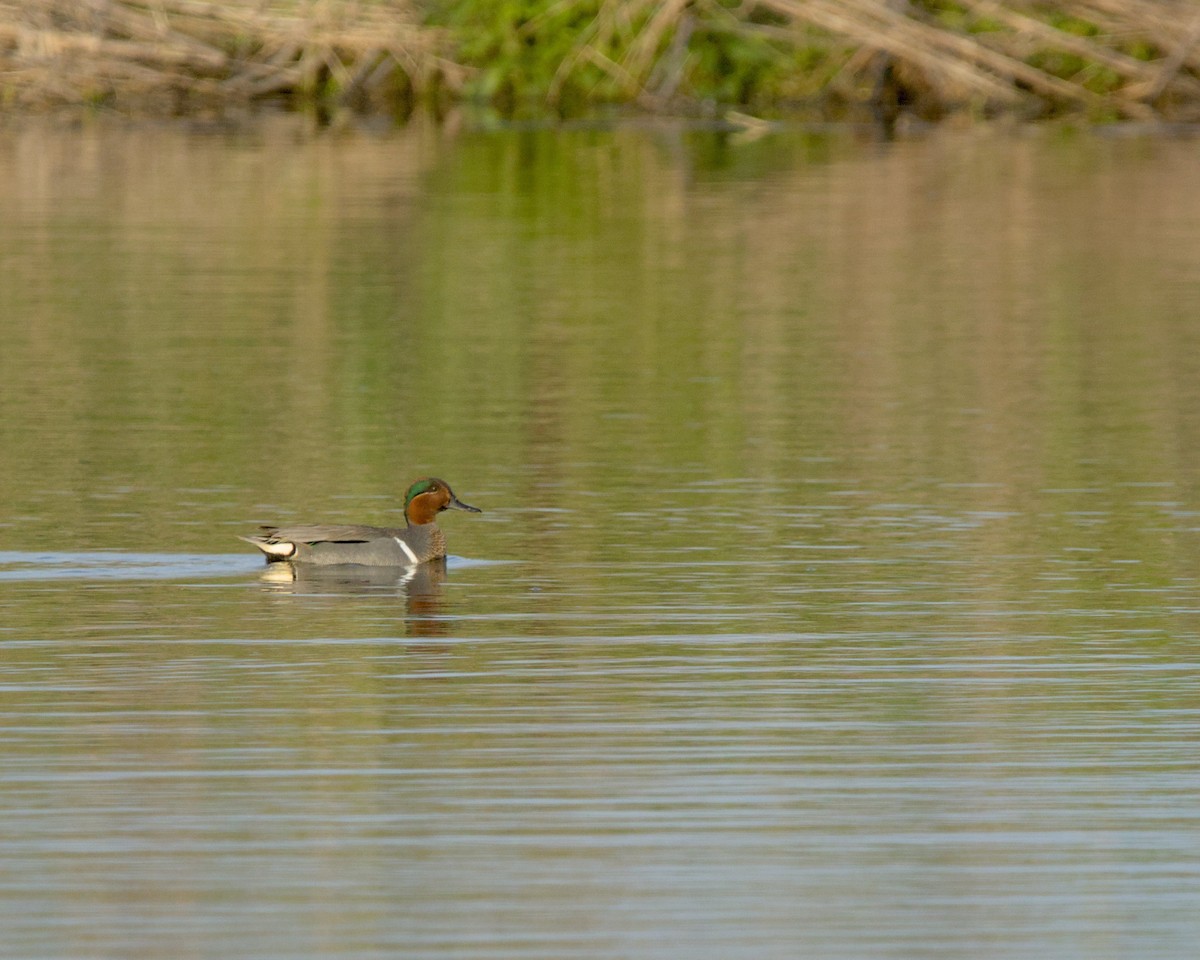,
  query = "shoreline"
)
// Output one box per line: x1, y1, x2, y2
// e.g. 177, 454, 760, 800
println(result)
2, 1, 1199, 128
